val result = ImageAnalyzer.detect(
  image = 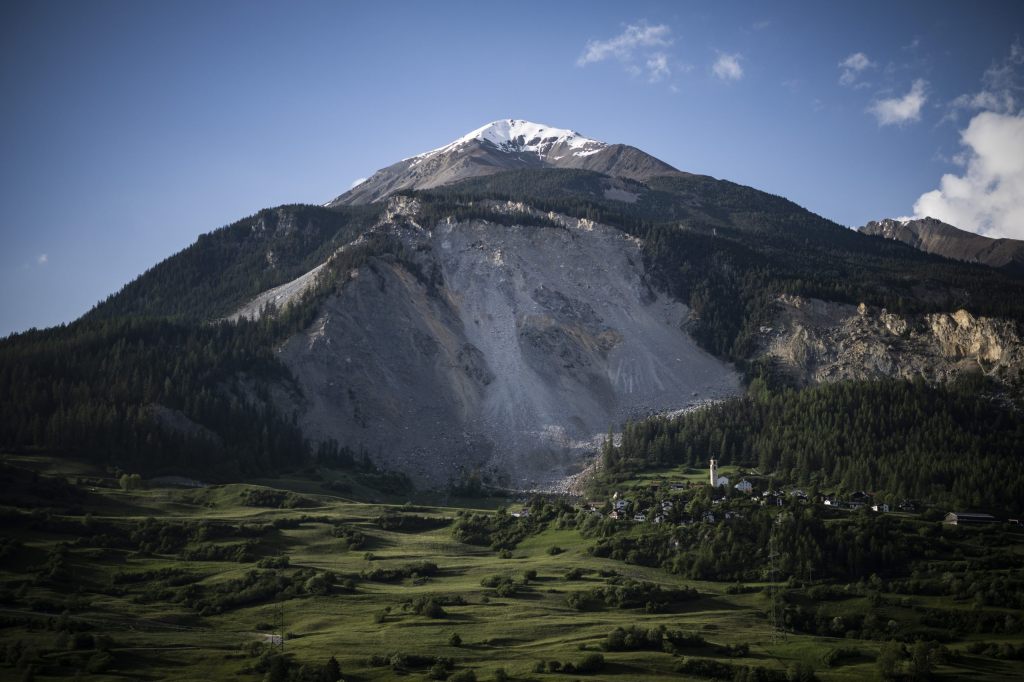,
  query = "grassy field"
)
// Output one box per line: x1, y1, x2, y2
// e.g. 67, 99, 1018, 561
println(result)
1, 456, 1022, 681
